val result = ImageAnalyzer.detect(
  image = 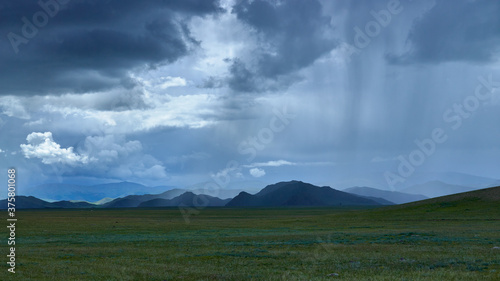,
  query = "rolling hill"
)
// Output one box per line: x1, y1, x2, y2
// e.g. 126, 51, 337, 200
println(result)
1, 190, 230, 209
49, 200, 96, 208
225, 181, 382, 207
402, 185, 500, 205
376, 185, 500, 218
104, 189, 186, 208
0, 196, 96, 209
344, 186, 427, 204
138, 192, 231, 207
